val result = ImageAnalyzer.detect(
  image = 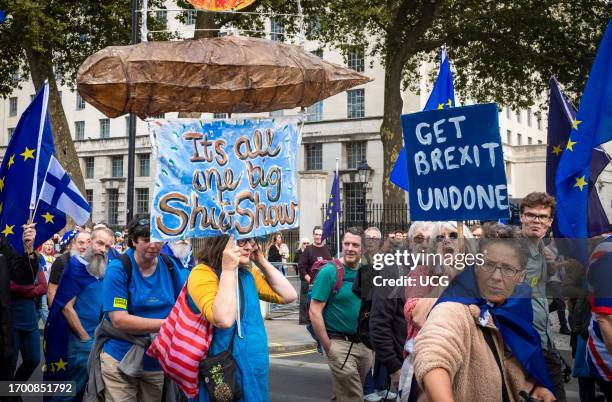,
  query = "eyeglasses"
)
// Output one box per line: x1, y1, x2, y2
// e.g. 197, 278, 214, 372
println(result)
478, 261, 523, 278
522, 212, 552, 223
365, 237, 381, 241
137, 218, 149, 227
412, 235, 426, 244
435, 232, 458, 242
236, 238, 256, 247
